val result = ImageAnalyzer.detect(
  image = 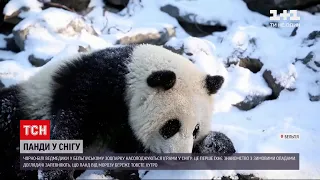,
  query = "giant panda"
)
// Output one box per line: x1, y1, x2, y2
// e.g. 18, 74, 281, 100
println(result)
0, 44, 235, 180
